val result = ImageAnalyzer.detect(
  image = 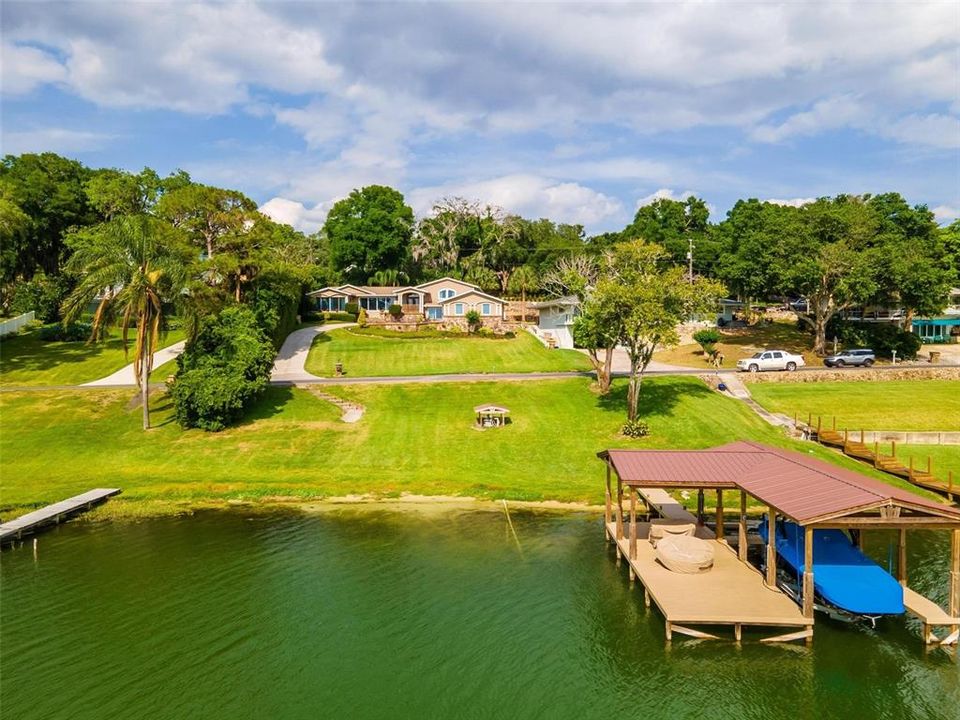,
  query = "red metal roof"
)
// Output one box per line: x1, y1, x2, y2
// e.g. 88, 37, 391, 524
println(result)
600, 441, 960, 524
